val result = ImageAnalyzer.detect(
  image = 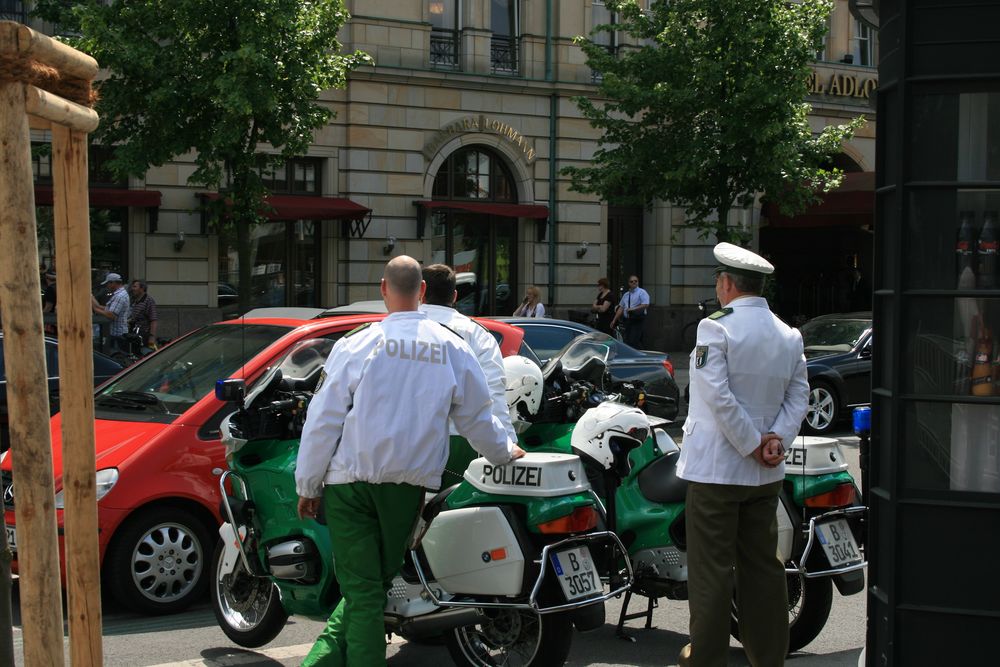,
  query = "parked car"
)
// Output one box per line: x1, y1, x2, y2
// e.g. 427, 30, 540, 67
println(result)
501, 318, 679, 421
0, 313, 527, 615
801, 312, 873, 434
0, 334, 122, 452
